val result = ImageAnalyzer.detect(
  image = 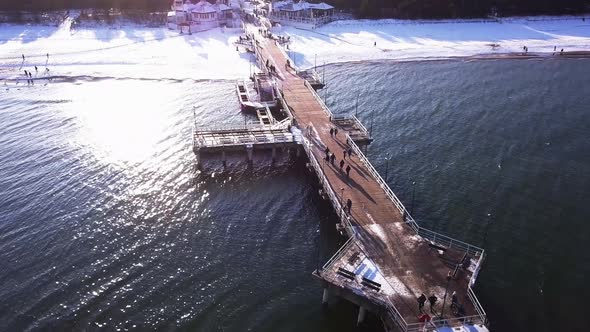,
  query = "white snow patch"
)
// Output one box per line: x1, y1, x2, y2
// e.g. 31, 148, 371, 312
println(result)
283, 16, 590, 69
0, 20, 253, 81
